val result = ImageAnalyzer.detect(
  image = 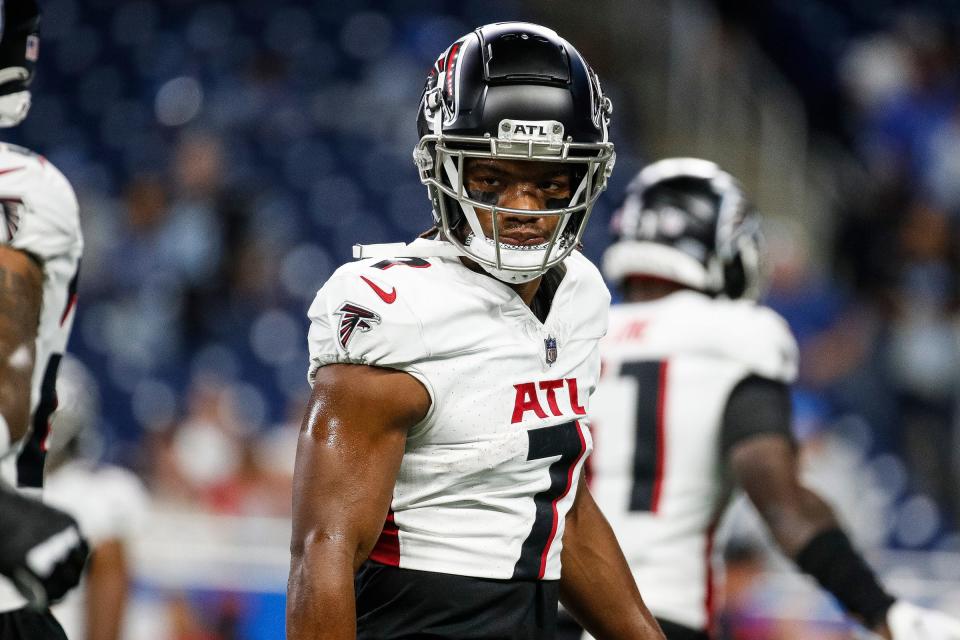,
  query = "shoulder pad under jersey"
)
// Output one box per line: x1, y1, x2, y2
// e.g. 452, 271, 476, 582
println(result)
0, 144, 81, 263
562, 250, 611, 340
610, 292, 798, 383
306, 259, 430, 385
697, 296, 798, 383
